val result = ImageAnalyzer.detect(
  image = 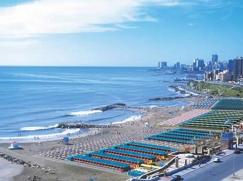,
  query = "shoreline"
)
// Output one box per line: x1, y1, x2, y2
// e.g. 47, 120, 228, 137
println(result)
0, 95, 194, 144
0, 128, 100, 144
0, 98, 199, 181
0, 77, 198, 145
